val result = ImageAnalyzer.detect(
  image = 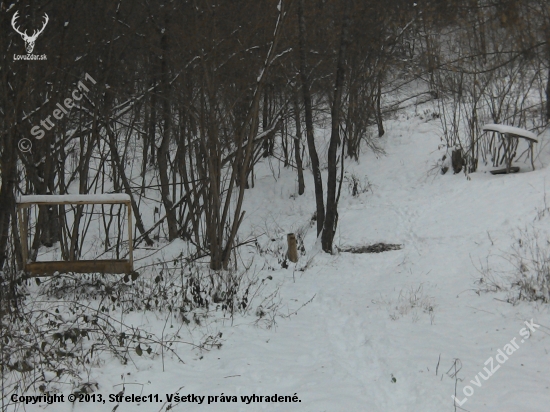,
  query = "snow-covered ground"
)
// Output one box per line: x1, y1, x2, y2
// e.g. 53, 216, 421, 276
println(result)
10, 103, 550, 412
